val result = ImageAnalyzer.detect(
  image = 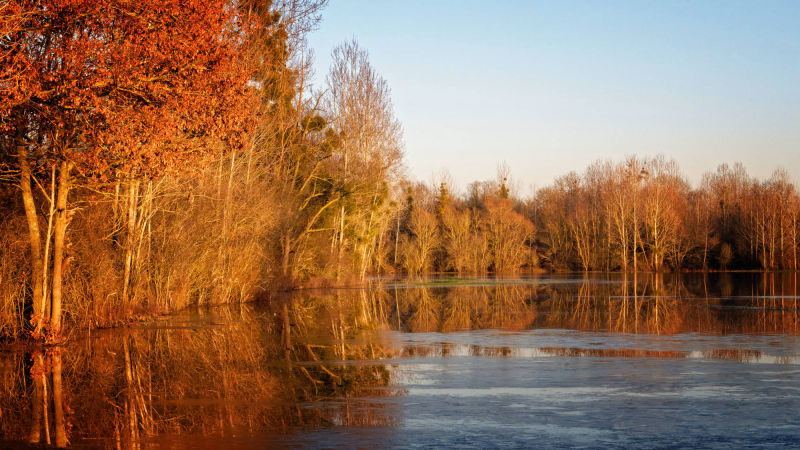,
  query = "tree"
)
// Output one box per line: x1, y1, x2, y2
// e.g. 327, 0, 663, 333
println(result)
325, 39, 403, 278
1, 0, 257, 339
401, 208, 439, 275
639, 156, 688, 271
482, 196, 535, 273
703, 163, 752, 268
